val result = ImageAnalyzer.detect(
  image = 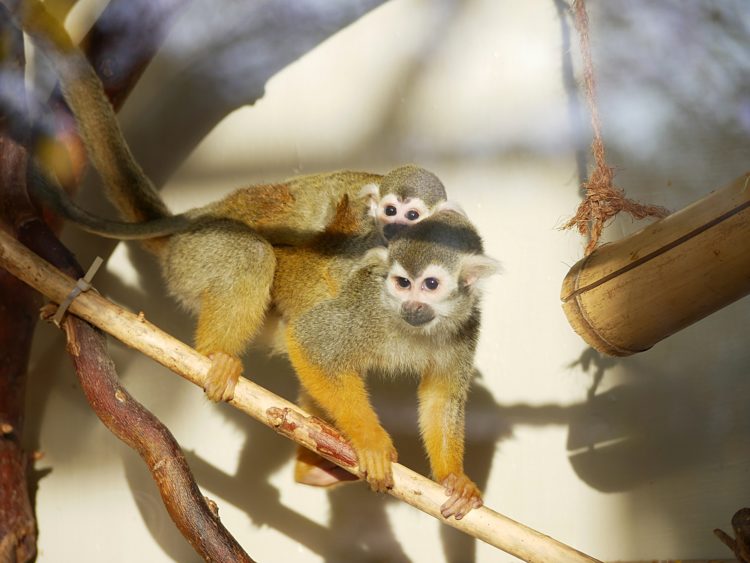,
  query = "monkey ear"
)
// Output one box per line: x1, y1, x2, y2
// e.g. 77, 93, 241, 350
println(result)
359, 183, 381, 217
460, 254, 501, 288
435, 200, 467, 217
